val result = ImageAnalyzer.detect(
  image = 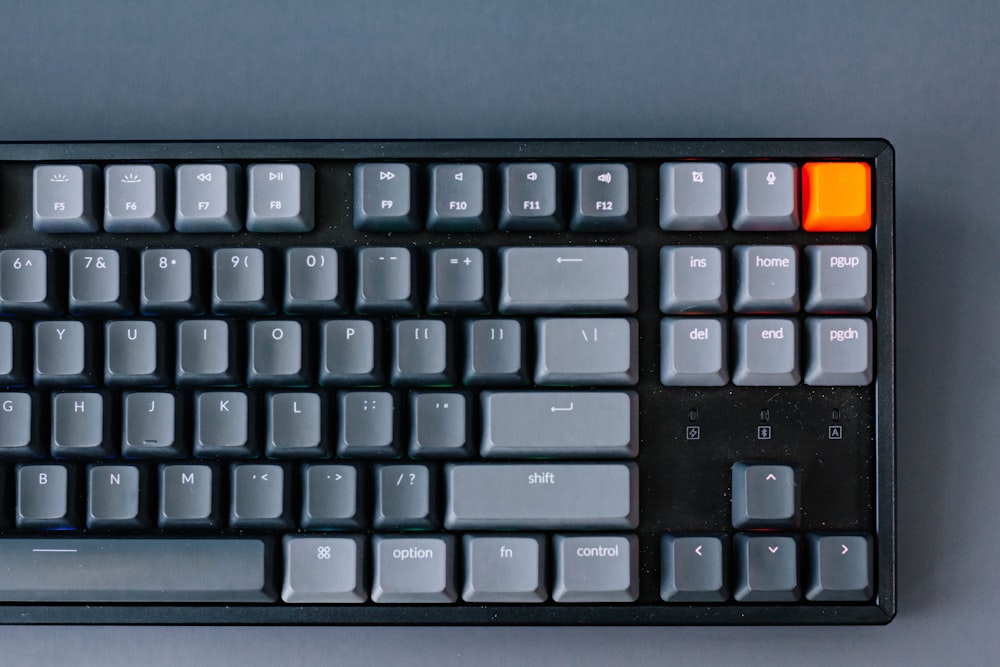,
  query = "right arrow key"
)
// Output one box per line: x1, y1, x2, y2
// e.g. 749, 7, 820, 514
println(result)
806, 534, 874, 602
